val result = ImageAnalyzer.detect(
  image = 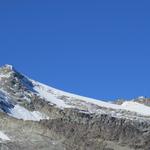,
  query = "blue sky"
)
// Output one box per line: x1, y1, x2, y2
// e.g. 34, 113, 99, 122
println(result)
0, 1, 150, 100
